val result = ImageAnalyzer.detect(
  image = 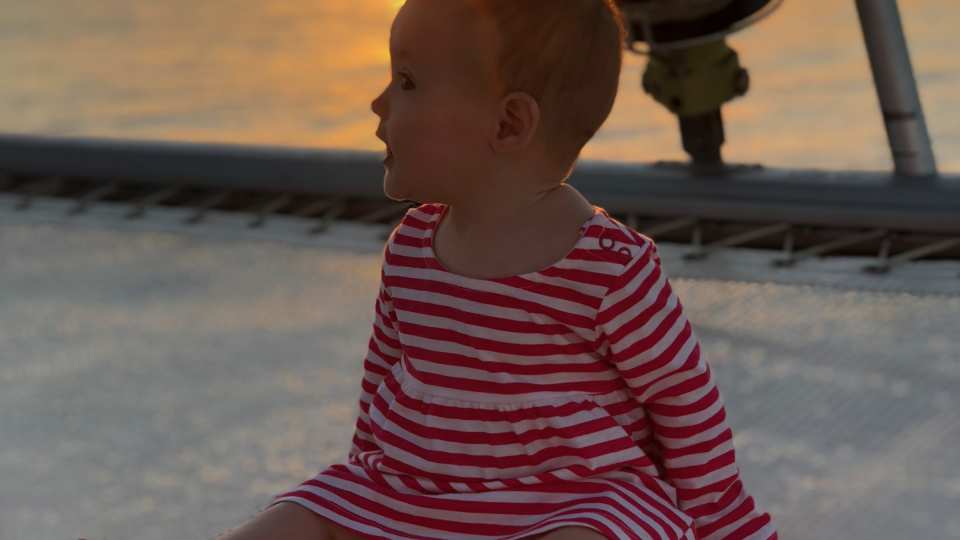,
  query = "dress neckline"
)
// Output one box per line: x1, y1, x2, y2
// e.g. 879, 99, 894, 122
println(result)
426, 203, 603, 282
